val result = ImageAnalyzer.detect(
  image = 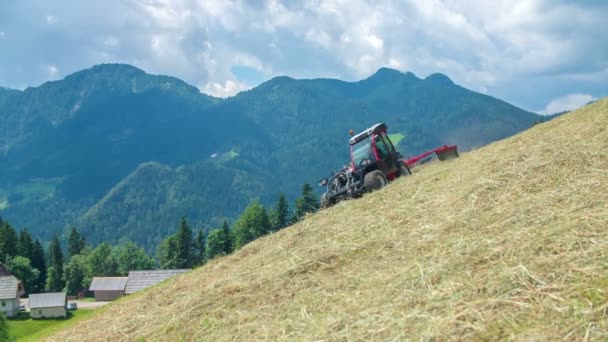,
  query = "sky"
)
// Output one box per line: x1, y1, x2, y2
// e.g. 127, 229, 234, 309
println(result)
0, 0, 606, 114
